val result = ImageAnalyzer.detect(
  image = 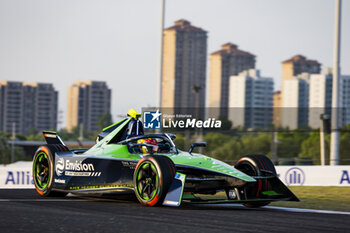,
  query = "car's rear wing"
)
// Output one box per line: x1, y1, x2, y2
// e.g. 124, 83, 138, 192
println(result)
42, 131, 66, 146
